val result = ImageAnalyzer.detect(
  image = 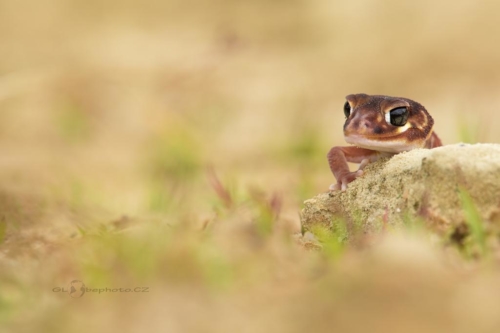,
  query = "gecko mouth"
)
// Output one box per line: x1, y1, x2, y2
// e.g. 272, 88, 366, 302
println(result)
344, 134, 422, 153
